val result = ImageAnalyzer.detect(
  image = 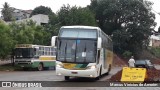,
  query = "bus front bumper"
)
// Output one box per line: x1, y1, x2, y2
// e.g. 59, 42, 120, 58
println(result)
56, 67, 98, 78
15, 62, 34, 68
